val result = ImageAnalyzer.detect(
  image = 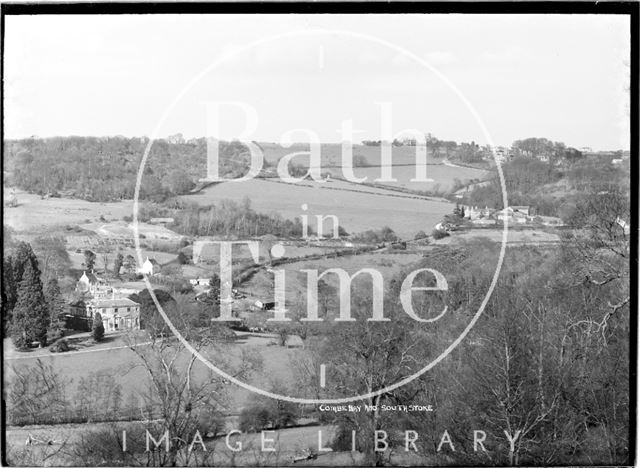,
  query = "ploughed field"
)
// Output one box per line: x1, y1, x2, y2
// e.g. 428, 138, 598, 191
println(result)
327, 163, 489, 193
260, 142, 429, 167
259, 143, 490, 192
